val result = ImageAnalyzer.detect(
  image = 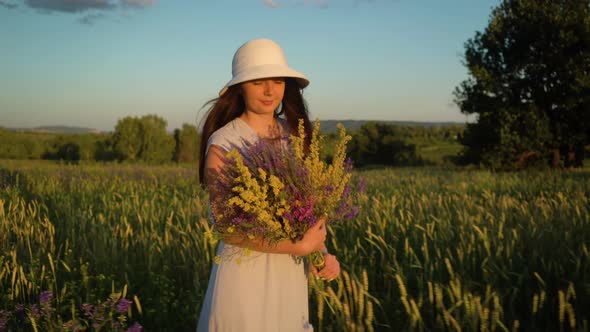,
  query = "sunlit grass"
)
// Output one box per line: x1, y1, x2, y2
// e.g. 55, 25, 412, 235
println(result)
1, 161, 589, 331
